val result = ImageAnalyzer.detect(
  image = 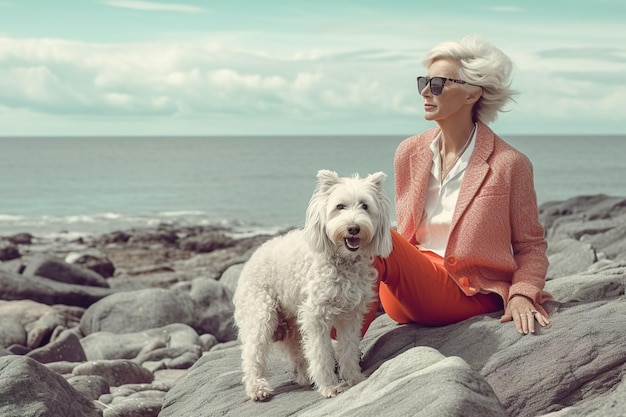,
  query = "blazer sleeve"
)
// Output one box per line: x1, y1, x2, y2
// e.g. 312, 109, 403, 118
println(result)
507, 153, 550, 304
